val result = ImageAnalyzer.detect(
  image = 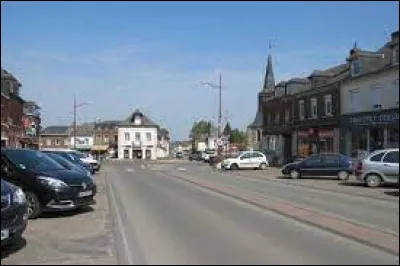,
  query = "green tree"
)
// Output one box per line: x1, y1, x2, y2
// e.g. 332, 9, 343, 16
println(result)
229, 128, 247, 144
189, 120, 215, 141
223, 122, 232, 137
